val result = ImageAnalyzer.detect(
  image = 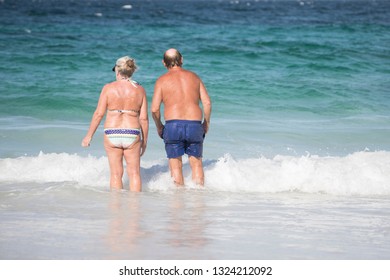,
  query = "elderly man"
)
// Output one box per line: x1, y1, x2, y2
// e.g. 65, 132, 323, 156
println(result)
151, 49, 212, 186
